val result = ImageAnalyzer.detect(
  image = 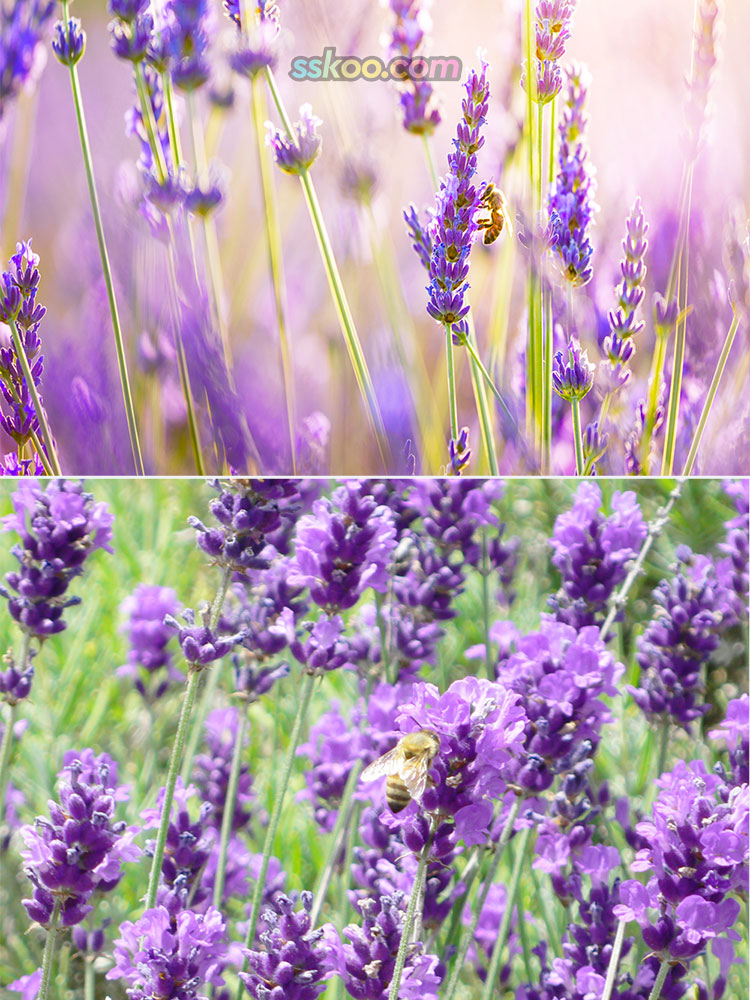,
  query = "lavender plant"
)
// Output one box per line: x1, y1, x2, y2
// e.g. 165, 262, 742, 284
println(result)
0, 477, 747, 1000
